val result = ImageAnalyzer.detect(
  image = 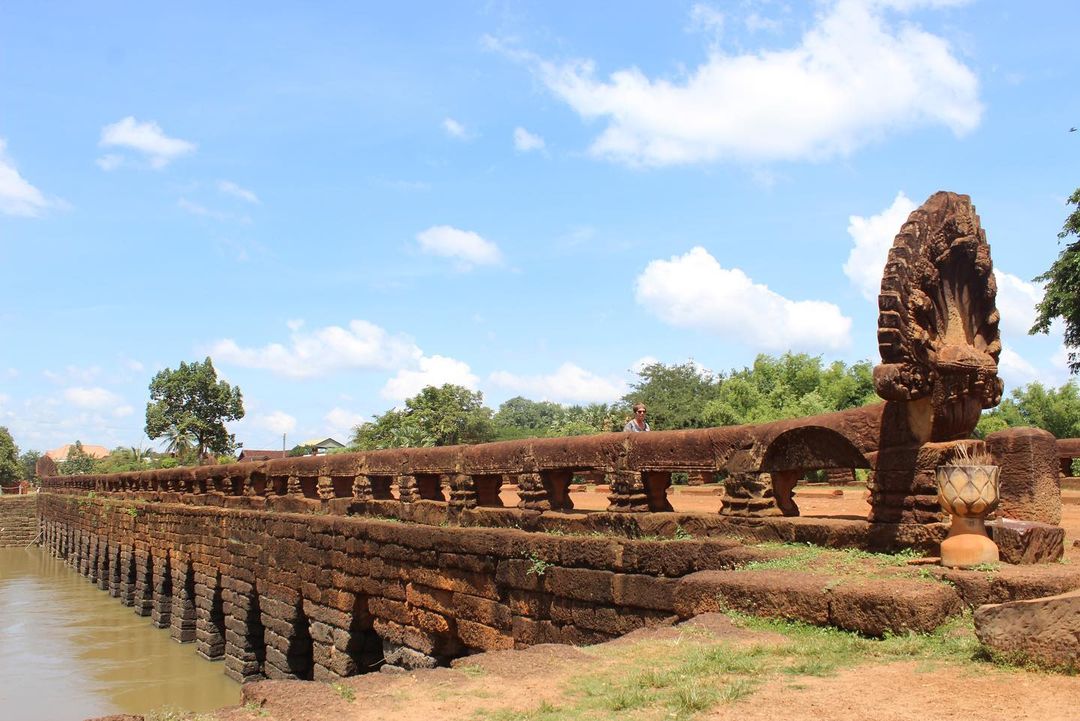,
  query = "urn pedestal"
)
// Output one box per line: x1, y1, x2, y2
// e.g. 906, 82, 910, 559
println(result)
936, 463, 1000, 568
